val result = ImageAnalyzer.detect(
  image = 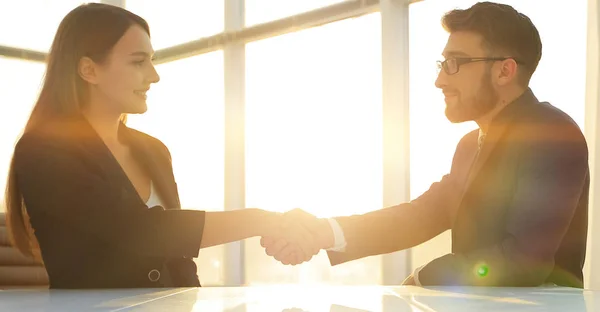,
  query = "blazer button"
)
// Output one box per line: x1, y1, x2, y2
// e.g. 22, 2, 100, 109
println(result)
148, 269, 161, 282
